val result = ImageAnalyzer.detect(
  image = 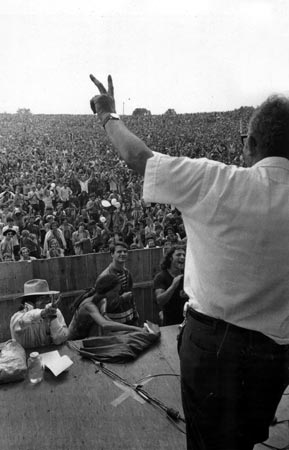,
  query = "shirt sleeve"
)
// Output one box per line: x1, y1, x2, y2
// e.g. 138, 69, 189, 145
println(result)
10, 308, 43, 334
49, 309, 69, 345
59, 229, 67, 249
43, 231, 50, 253
153, 272, 168, 291
143, 151, 211, 211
